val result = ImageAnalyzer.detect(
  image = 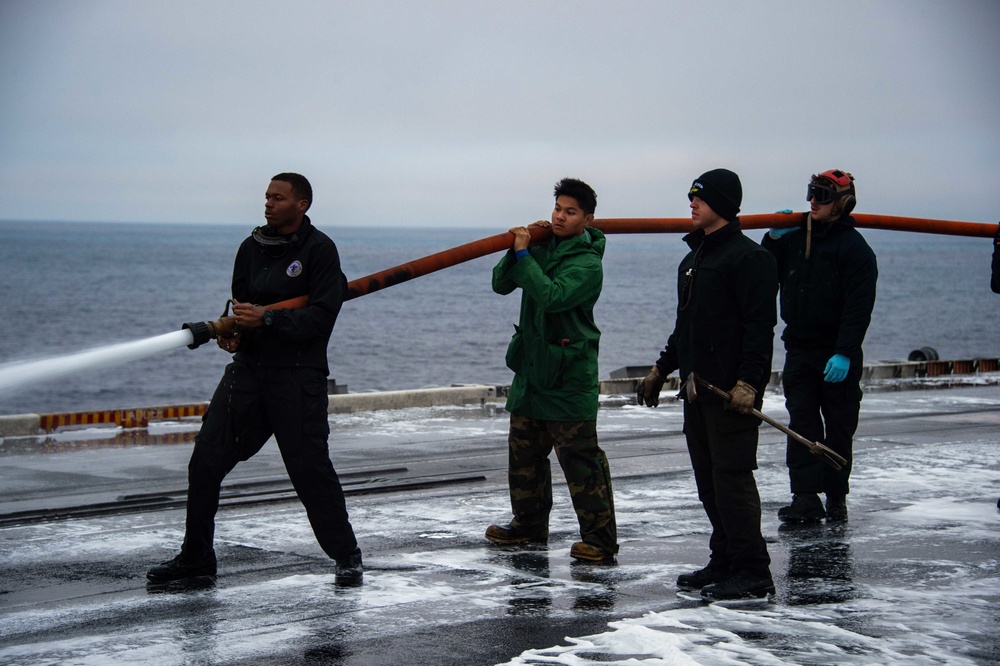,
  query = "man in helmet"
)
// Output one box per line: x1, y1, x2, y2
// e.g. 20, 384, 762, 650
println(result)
762, 170, 878, 523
